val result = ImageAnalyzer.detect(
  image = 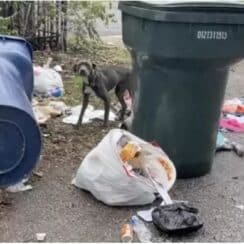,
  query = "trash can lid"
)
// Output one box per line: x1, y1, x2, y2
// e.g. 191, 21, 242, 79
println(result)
136, 0, 244, 8
119, 1, 244, 23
